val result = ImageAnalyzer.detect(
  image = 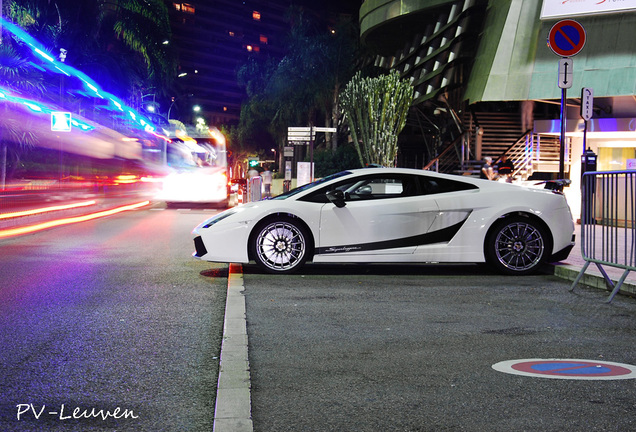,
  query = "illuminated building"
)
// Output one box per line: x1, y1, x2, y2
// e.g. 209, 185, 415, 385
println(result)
359, 0, 636, 219
168, 1, 290, 125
